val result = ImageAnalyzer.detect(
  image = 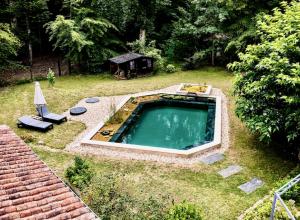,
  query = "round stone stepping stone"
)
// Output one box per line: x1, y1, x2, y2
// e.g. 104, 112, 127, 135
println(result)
85, 97, 99, 103
70, 107, 87, 115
